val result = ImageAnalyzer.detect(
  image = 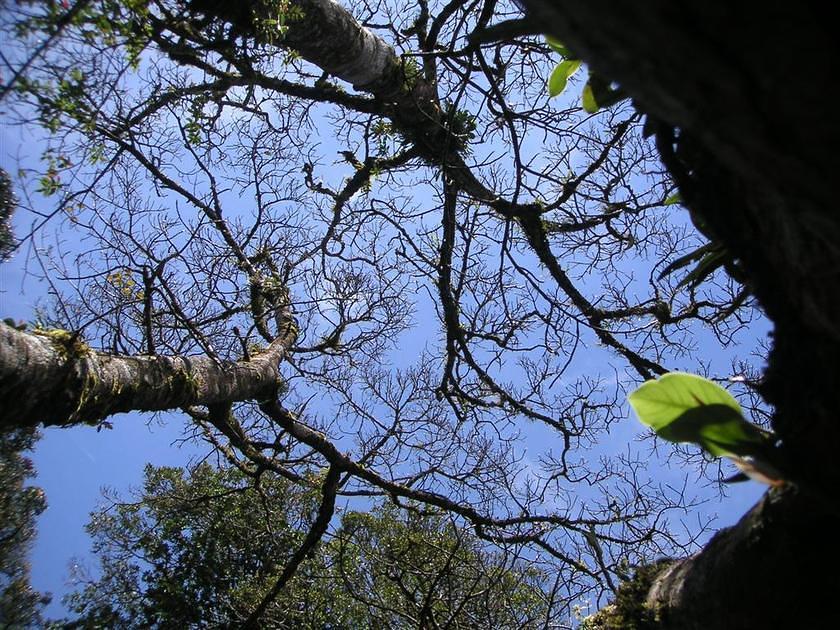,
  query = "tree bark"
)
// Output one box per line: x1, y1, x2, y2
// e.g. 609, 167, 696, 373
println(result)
0, 321, 296, 430
520, 0, 840, 625
187, 0, 443, 132
514, 3, 840, 484
645, 486, 840, 629
191, 0, 403, 94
